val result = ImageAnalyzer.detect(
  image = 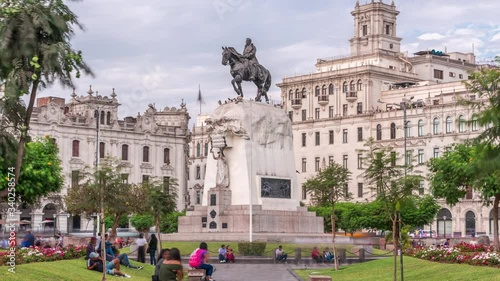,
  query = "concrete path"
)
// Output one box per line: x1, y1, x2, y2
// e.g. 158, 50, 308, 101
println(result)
205, 263, 298, 281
